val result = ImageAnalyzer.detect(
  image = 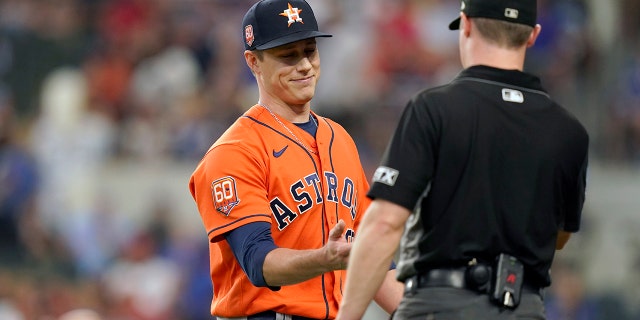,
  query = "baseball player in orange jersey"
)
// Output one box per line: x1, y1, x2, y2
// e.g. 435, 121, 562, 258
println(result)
188, 0, 403, 319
